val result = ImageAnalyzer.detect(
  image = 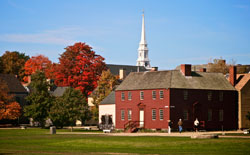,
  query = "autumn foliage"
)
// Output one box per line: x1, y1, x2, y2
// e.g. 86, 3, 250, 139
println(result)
53, 42, 106, 97
0, 101, 21, 120
23, 55, 52, 82
0, 79, 21, 120
0, 51, 29, 81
